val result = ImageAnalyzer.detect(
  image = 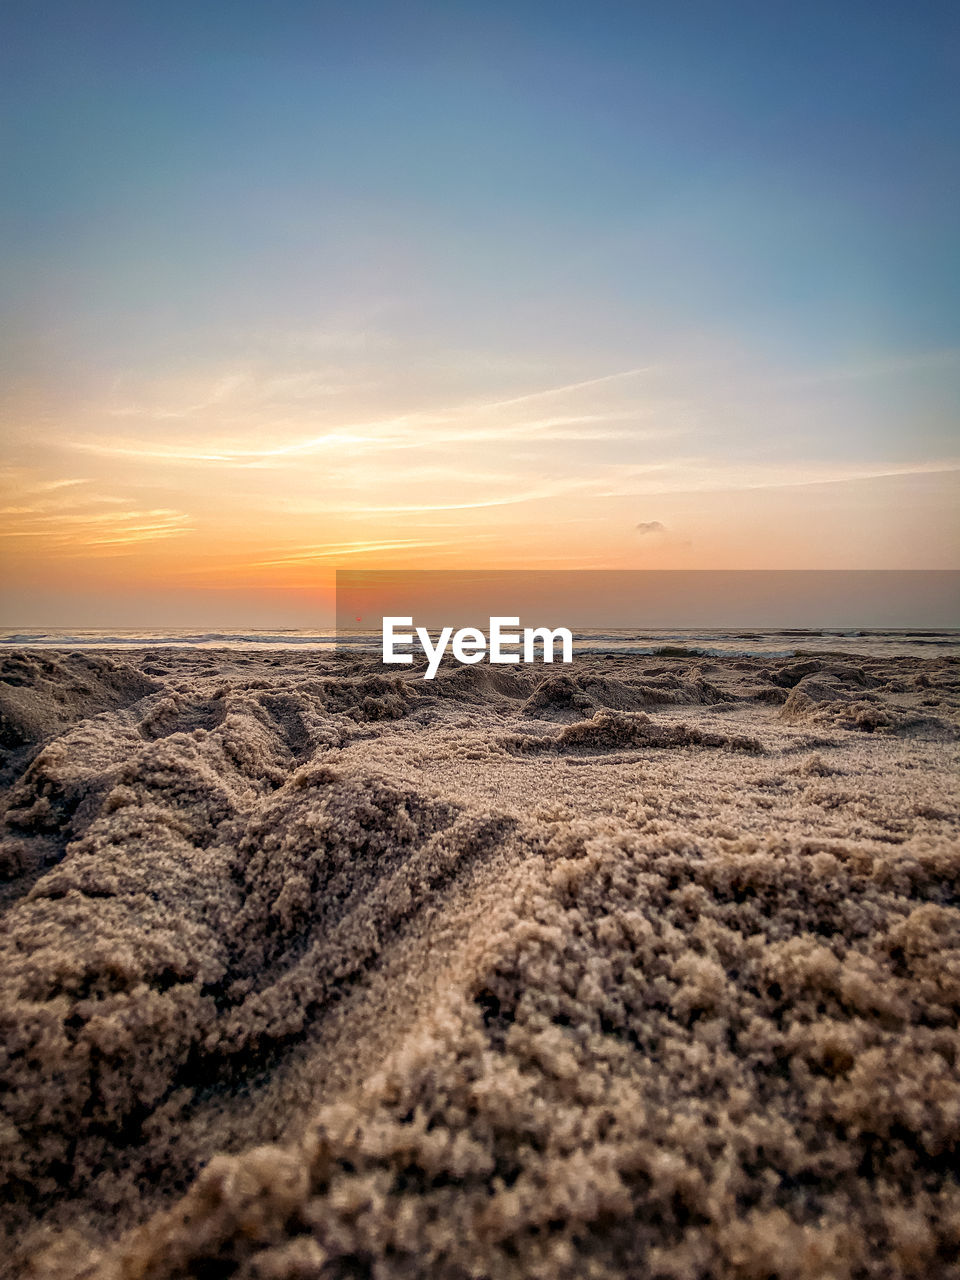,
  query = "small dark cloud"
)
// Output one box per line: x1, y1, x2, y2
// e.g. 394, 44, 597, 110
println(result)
635, 520, 666, 535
